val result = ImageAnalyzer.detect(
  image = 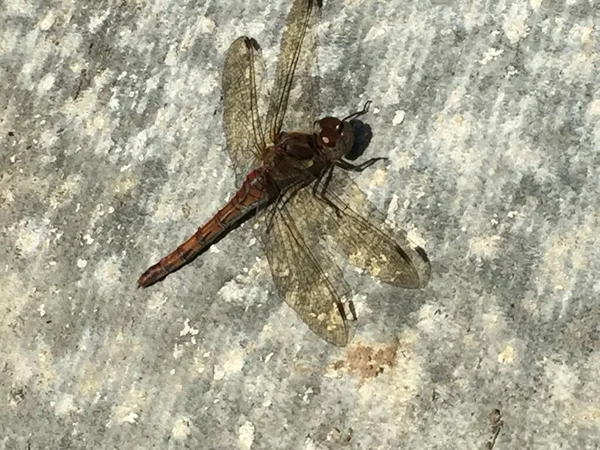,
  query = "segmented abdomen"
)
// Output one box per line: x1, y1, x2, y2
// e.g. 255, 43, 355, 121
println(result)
137, 168, 274, 288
